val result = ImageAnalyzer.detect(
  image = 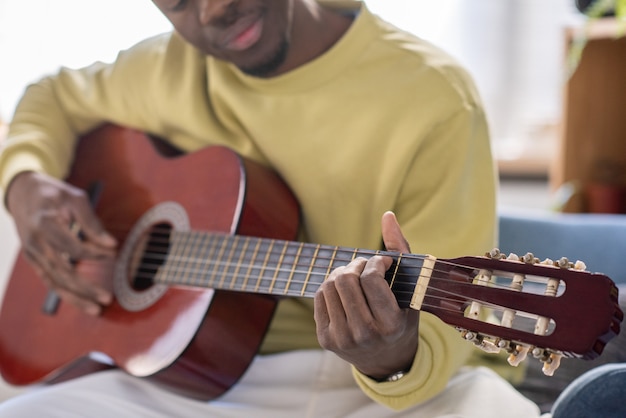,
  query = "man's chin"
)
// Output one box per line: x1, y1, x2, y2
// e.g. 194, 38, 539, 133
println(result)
239, 38, 289, 78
